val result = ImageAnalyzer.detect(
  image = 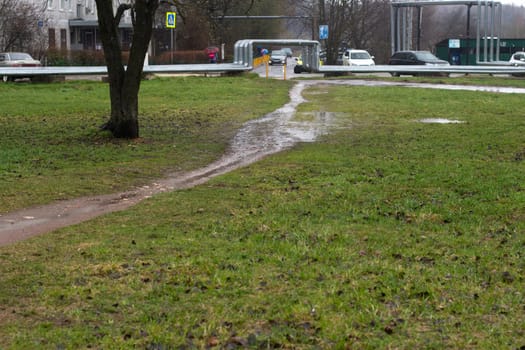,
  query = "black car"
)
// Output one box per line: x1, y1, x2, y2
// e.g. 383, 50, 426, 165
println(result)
388, 51, 449, 76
